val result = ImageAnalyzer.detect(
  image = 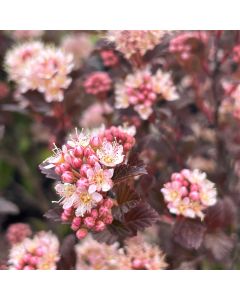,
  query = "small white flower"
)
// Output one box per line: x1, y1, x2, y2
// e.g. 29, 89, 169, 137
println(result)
87, 162, 114, 194
97, 140, 124, 167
